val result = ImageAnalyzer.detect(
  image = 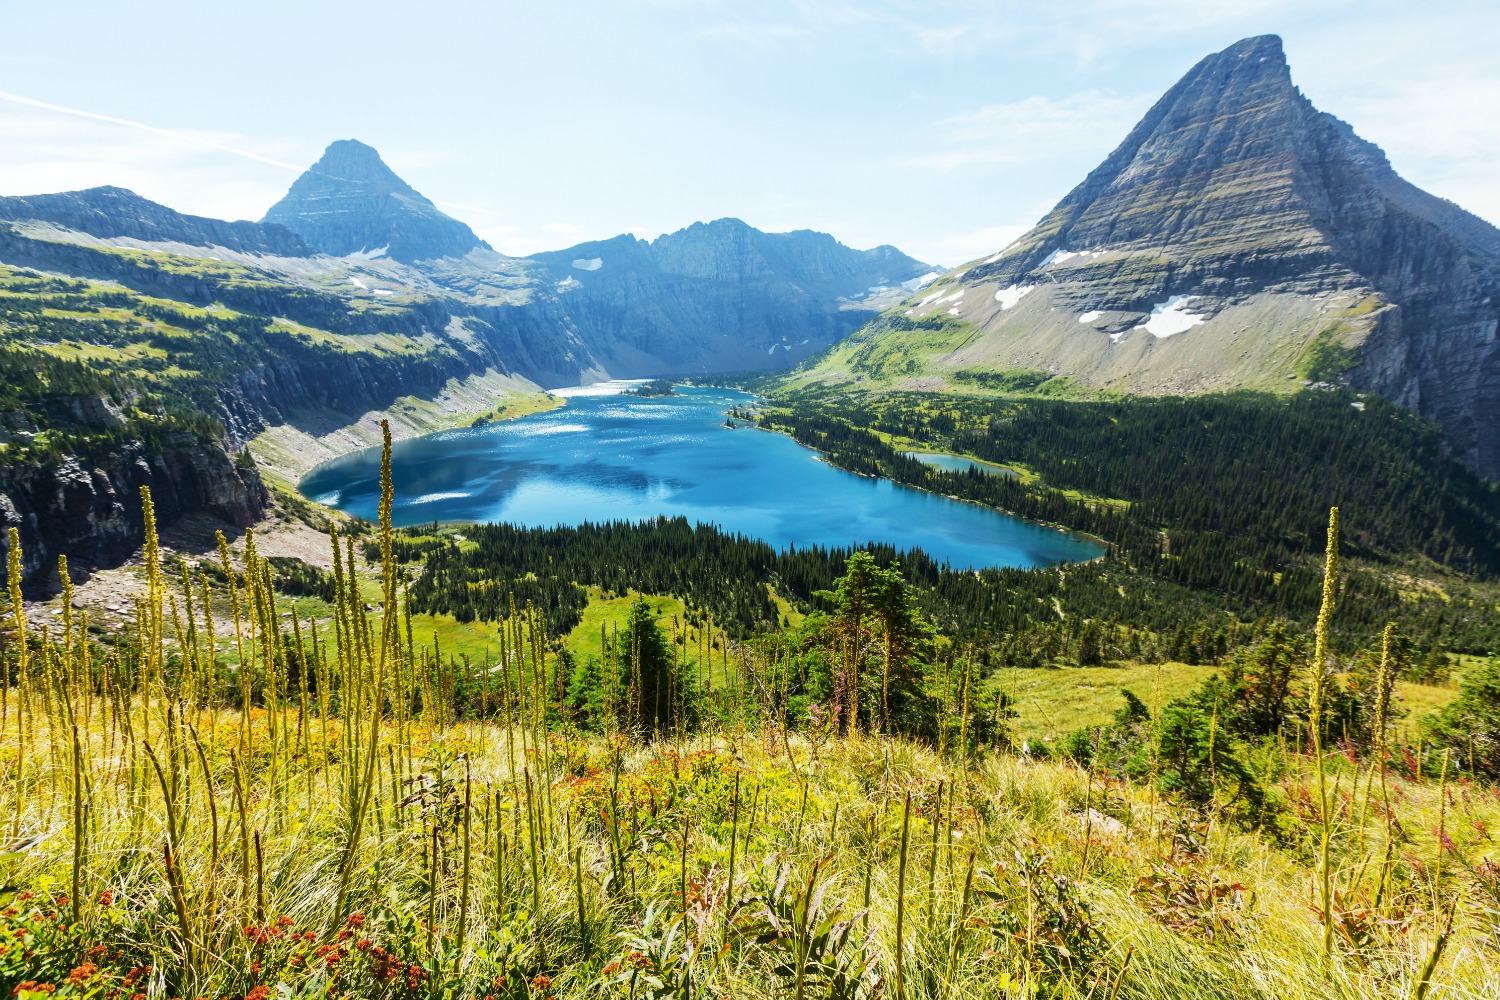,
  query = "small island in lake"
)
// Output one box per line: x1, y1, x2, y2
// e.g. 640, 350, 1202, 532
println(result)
625, 379, 676, 397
